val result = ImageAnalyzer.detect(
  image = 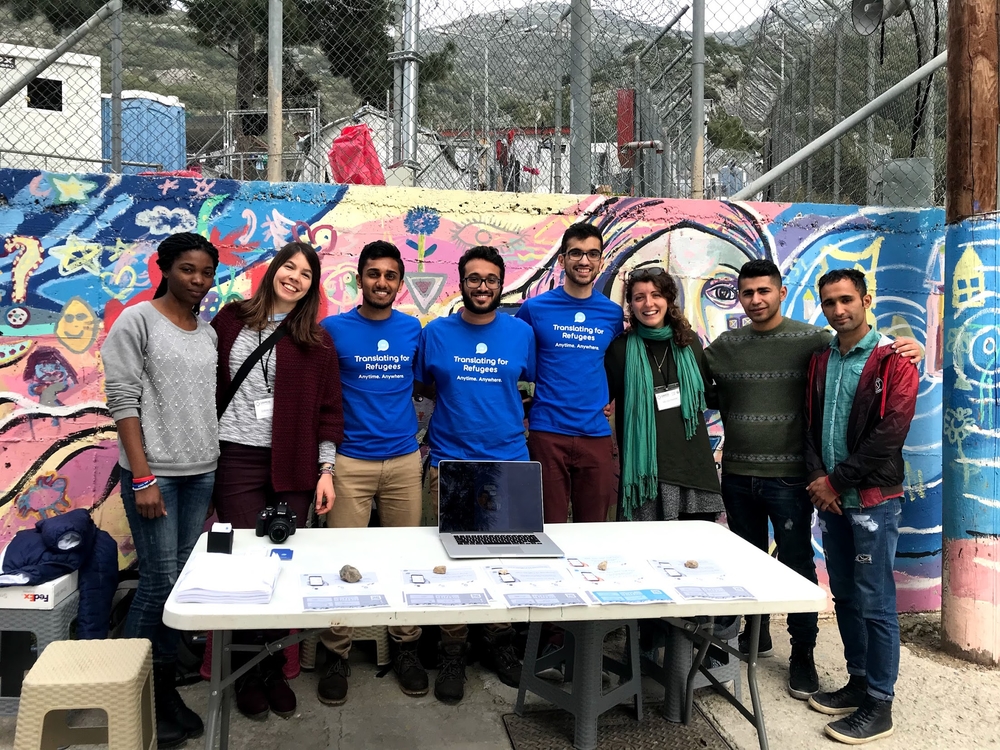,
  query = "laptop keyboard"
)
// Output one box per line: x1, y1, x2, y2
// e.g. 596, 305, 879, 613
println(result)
454, 534, 542, 545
